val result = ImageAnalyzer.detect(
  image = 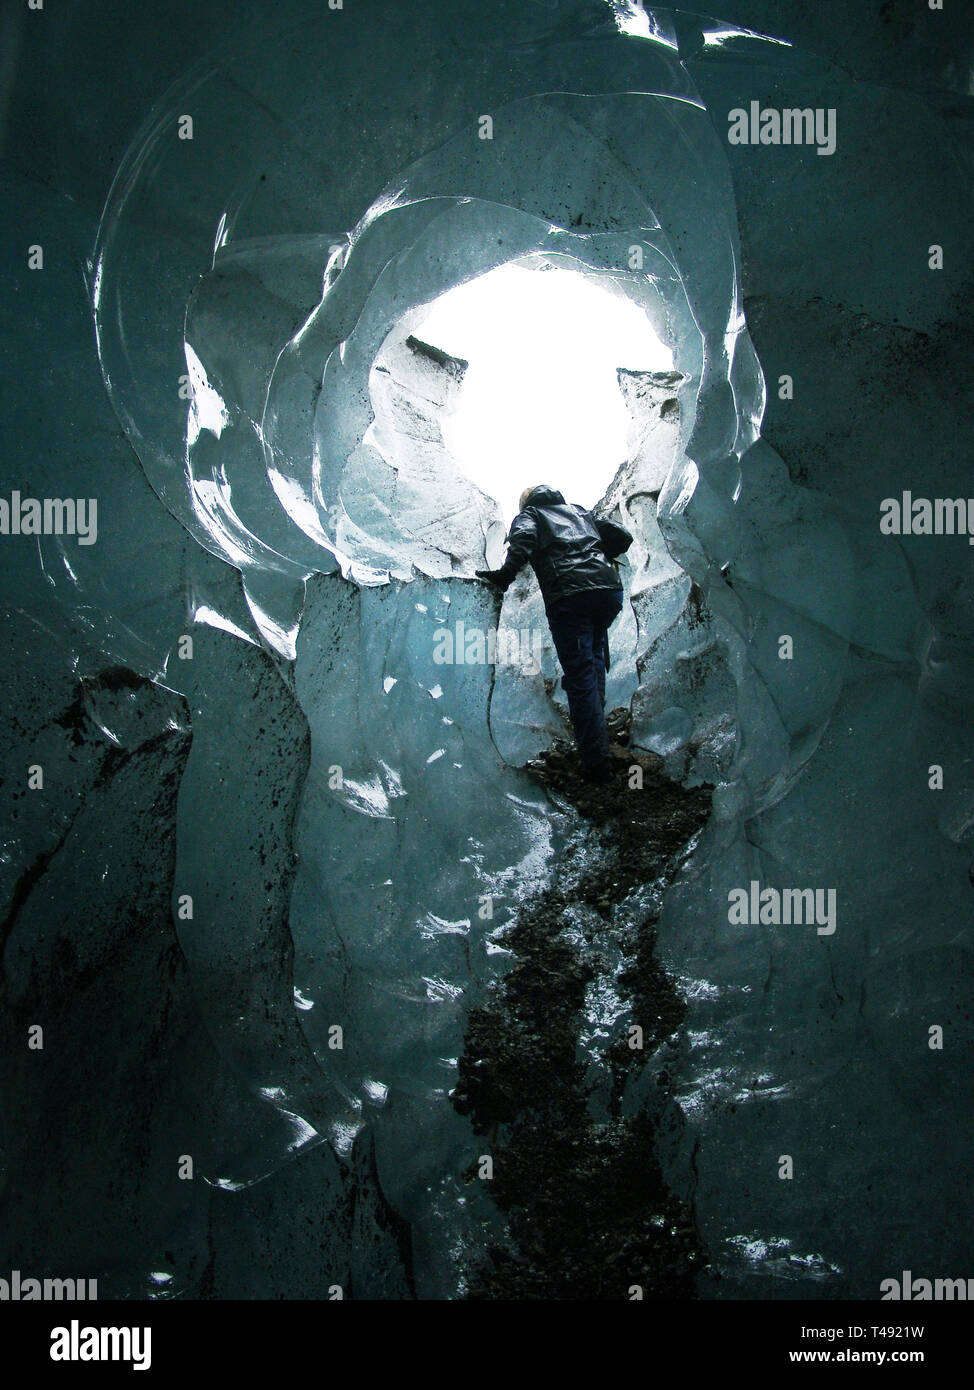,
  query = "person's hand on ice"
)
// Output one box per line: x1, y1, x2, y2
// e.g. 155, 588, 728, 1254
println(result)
475, 568, 512, 592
